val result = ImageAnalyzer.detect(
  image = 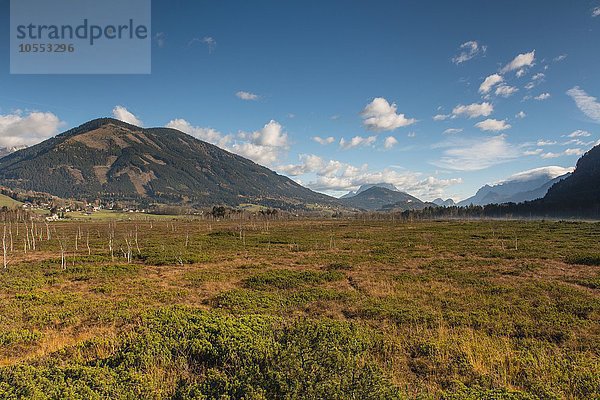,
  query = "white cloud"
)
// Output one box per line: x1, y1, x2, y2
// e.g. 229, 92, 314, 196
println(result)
0, 111, 65, 147
554, 54, 567, 62
524, 148, 543, 156
503, 166, 574, 182
475, 119, 511, 132
566, 130, 591, 138
279, 155, 462, 200
516, 111, 527, 119
433, 135, 520, 171
593, 7, 600, 17
361, 97, 416, 131
443, 128, 463, 134
534, 93, 551, 101
541, 149, 585, 159
236, 91, 259, 101
433, 114, 450, 121
566, 86, 600, 122
383, 136, 399, 149
452, 41, 487, 64
532, 73, 545, 81
189, 36, 217, 53
339, 135, 377, 150
479, 74, 503, 94
495, 85, 519, 98
452, 102, 494, 119
312, 136, 335, 145
501, 50, 536, 74
165, 119, 232, 148
112, 106, 142, 126
246, 120, 289, 147
536, 140, 557, 146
